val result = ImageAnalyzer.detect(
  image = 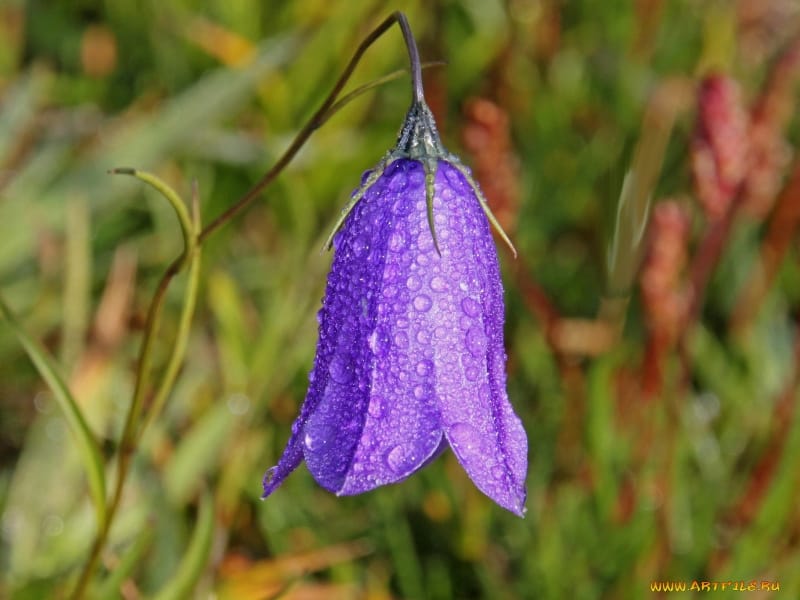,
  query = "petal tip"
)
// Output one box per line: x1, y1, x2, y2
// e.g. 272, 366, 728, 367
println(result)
261, 466, 279, 499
